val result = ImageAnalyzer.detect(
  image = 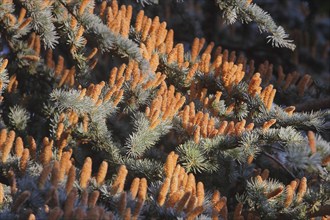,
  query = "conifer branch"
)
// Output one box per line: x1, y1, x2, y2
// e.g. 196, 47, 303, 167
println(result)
216, 0, 296, 50
0, 1, 328, 219
58, 0, 152, 76
125, 113, 172, 158
19, 0, 59, 48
